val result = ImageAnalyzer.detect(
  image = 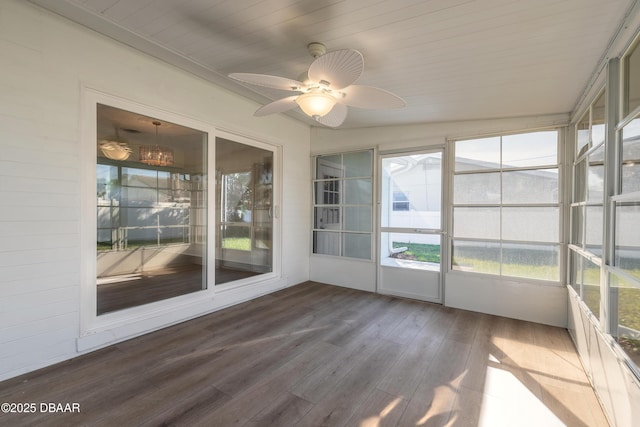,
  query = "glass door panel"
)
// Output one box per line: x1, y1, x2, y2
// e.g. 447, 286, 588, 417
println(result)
379, 151, 443, 302
215, 138, 273, 285
96, 104, 208, 315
